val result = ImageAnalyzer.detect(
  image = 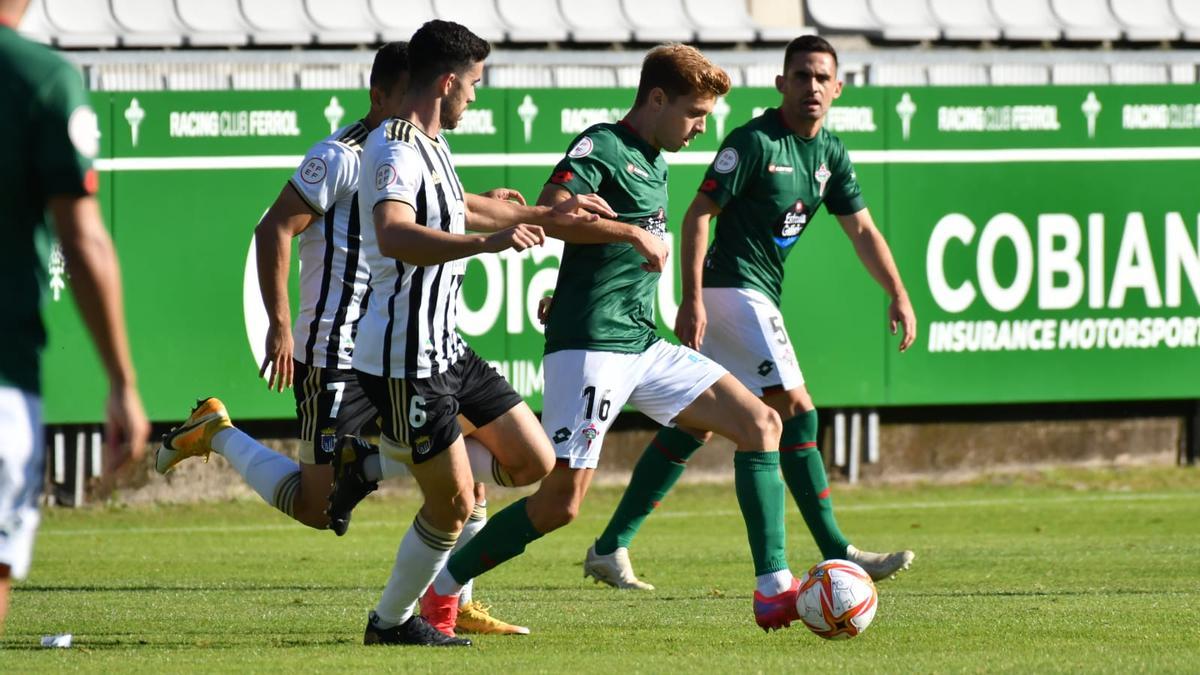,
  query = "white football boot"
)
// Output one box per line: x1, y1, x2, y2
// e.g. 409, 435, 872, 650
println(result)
845, 545, 915, 581
583, 544, 655, 590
